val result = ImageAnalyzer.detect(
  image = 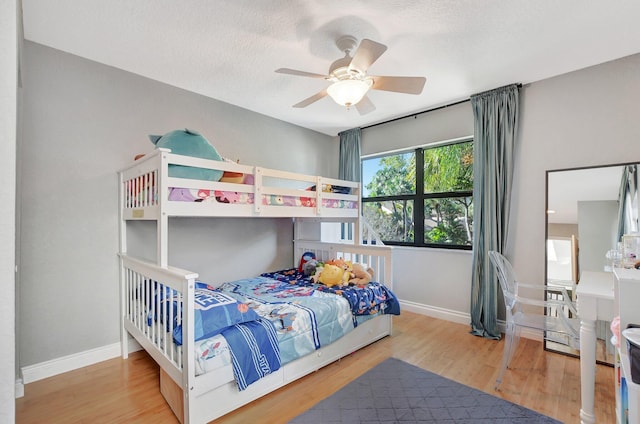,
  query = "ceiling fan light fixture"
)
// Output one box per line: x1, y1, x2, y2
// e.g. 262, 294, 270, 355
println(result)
276, 36, 424, 115
326, 78, 372, 108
